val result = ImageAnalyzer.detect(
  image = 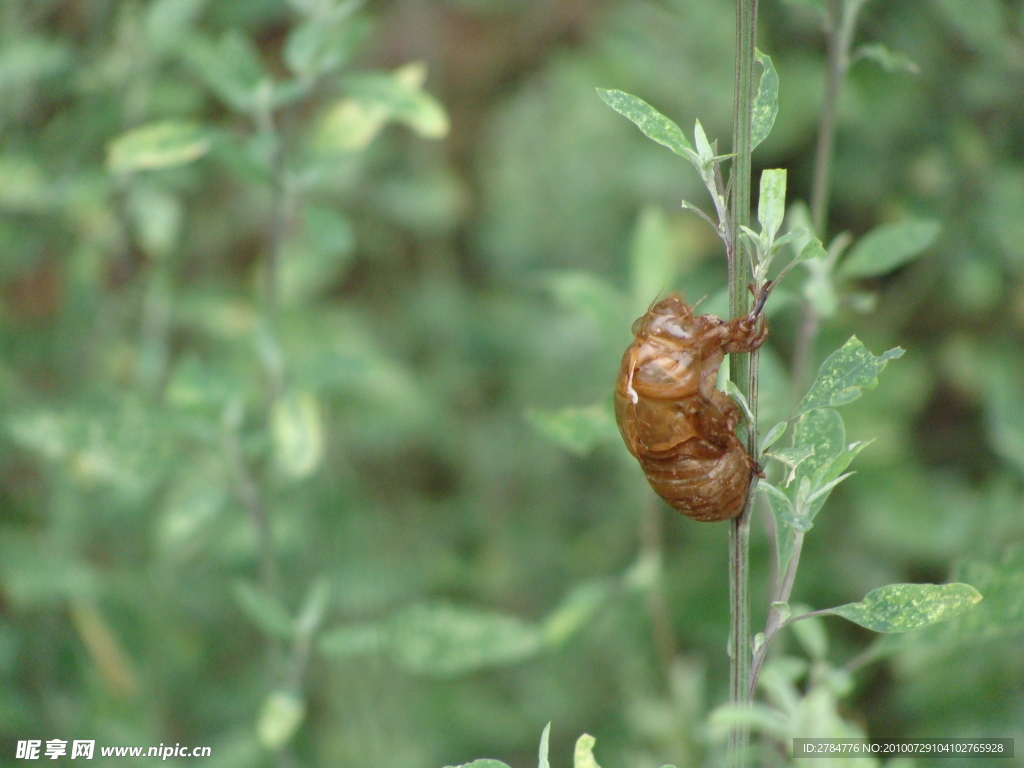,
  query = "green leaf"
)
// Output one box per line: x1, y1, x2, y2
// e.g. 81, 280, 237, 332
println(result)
945, 548, 1024, 638
795, 236, 827, 265
270, 390, 324, 480
6, 405, 172, 498
539, 723, 552, 768
574, 734, 601, 768
984, 359, 1024, 475
764, 408, 869, 556
157, 459, 229, 560
693, 119, 714, 165
751, 49, 779, 151
0, 155, 53, 212
790, 610, 828, 660
126, 185, 183, 259
106, 121, 211, 173
801, 251, 839, 317
317, 623, 386, 657
819, 583, 982, 633
389, 603, 543, 676
233, 581, 295, 639
258, 690, 306, 751
838, 219, 940, 278
284, 5, 365, 79
854, 43, 920, 74
789, 408, 868, 521
596, 89, 694, 156
872, 548, 1024, 661
181, 32, 266, 112
757, 168, 787, 242
0, 37, 70, 91
542, 271, 628, 343
760, 421, 788, 453
630, 205, 675, 310
526, 403, 618, 456
765, 445, 814, 485
771, 235, 826, 288
540, 579, 615, 646
322, 603, 543, 675
279, 206, 355, 306
758, 481, 794, 516
315, 63, 447, 153
794, 336, 904, 417
357, 62, 449, 139
145, 0, 206, 51
0, 535, 98, 607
